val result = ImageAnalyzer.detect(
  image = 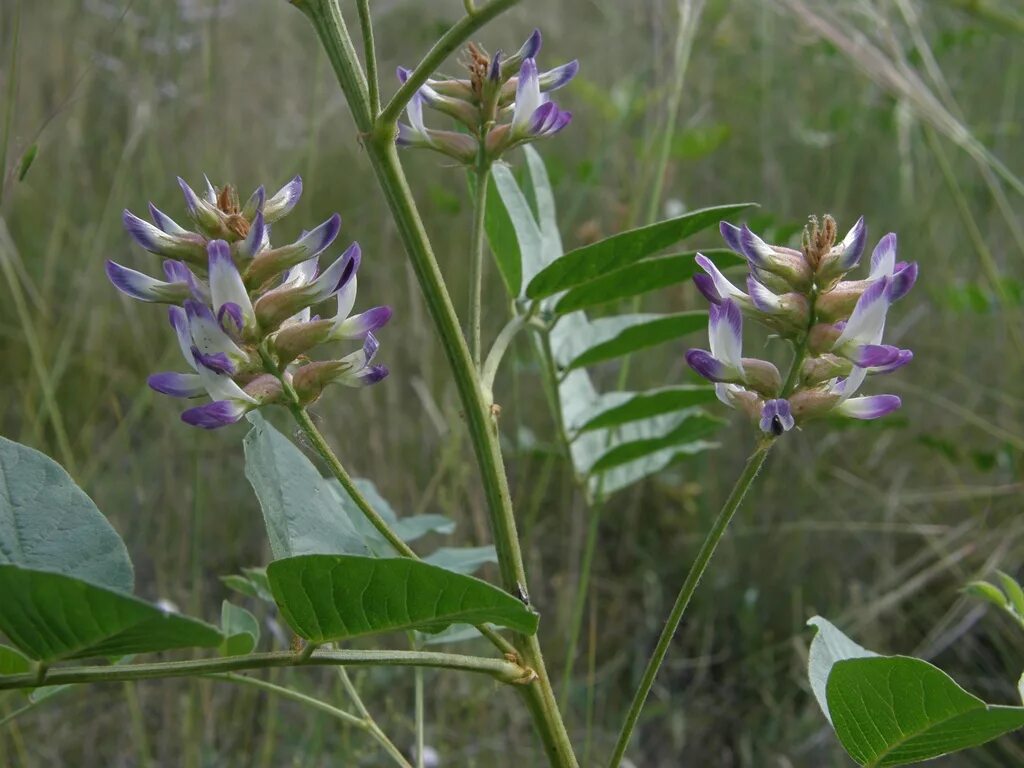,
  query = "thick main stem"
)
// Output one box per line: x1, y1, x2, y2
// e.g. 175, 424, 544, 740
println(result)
295, 2, 576, 763
606, 440, 773, 767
